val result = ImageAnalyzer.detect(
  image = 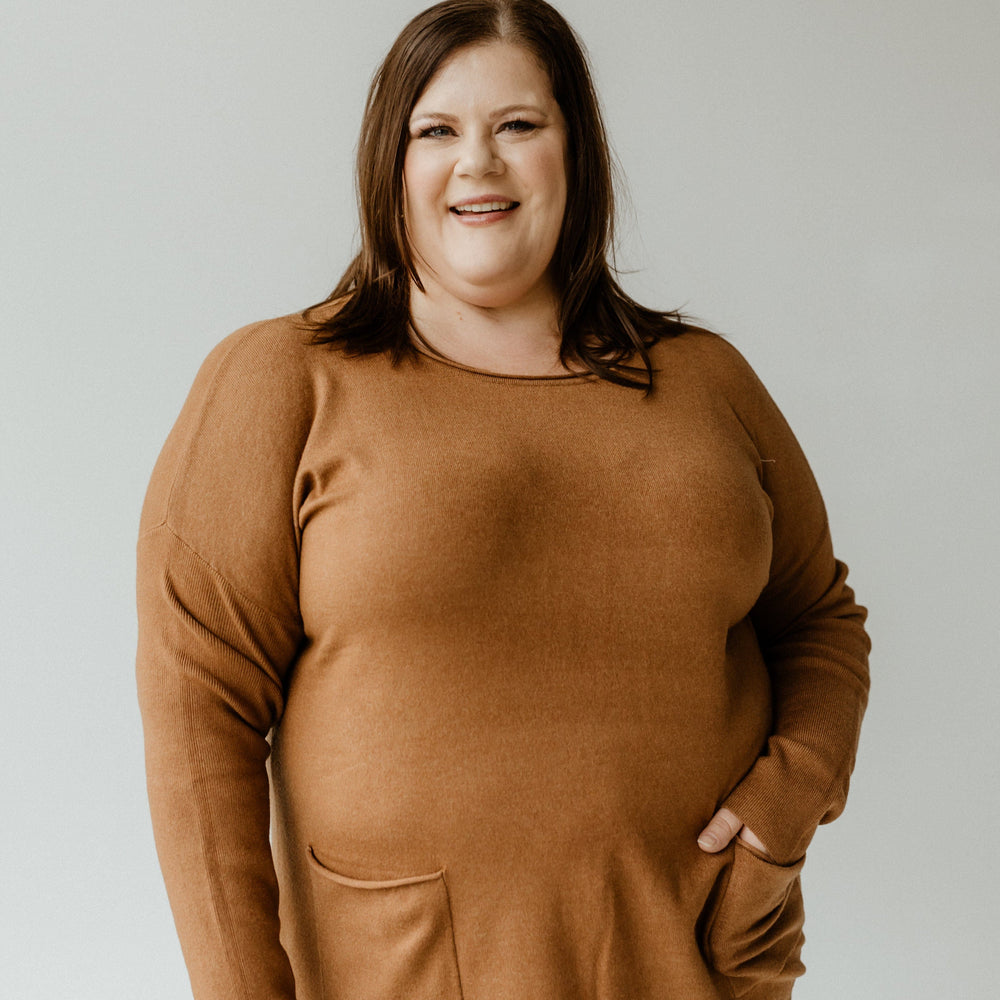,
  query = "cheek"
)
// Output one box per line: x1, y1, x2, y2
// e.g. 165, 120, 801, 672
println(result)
528, 145, 568, 214
403, 151, 446, 215
536, 162, 567, 231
